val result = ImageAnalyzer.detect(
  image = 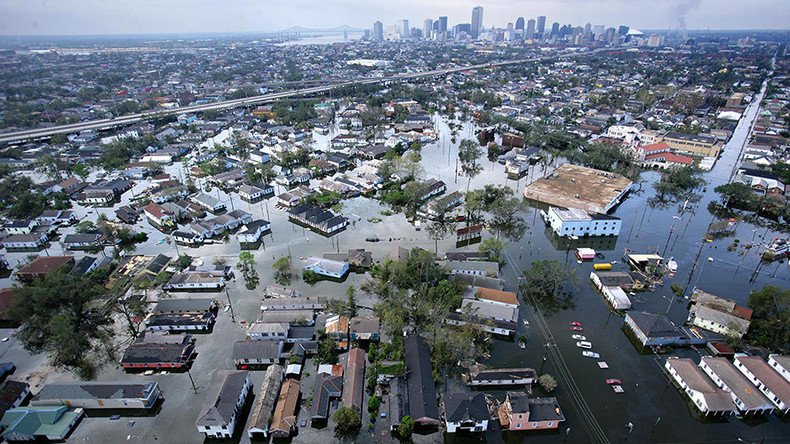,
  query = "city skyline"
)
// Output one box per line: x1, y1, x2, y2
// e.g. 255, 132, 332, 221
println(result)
0, 0, 789, 37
